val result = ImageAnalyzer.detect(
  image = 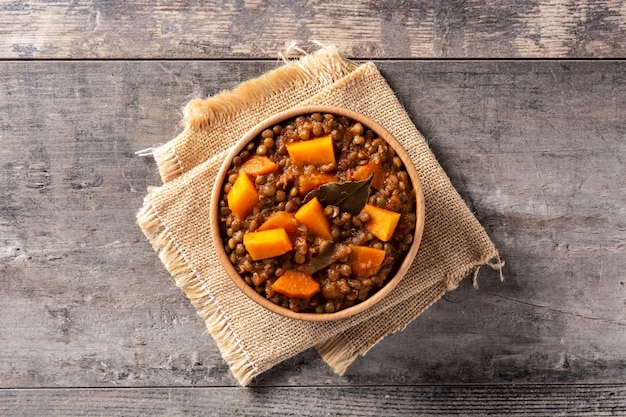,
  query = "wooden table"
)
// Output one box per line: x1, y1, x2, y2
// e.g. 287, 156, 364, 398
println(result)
1, 2, 625, 415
